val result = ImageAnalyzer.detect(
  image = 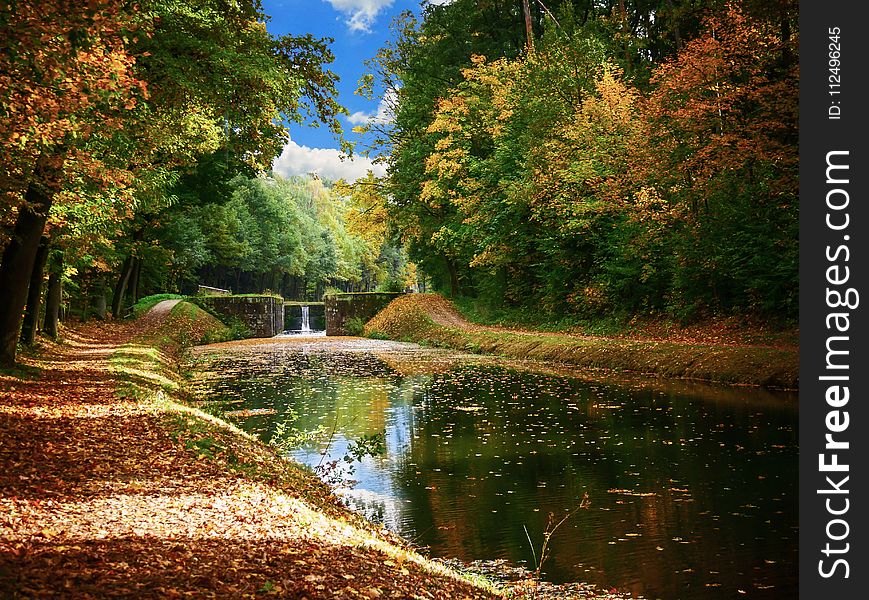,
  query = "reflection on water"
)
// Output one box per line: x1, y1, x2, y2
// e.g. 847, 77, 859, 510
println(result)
193, 339, 797, 600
